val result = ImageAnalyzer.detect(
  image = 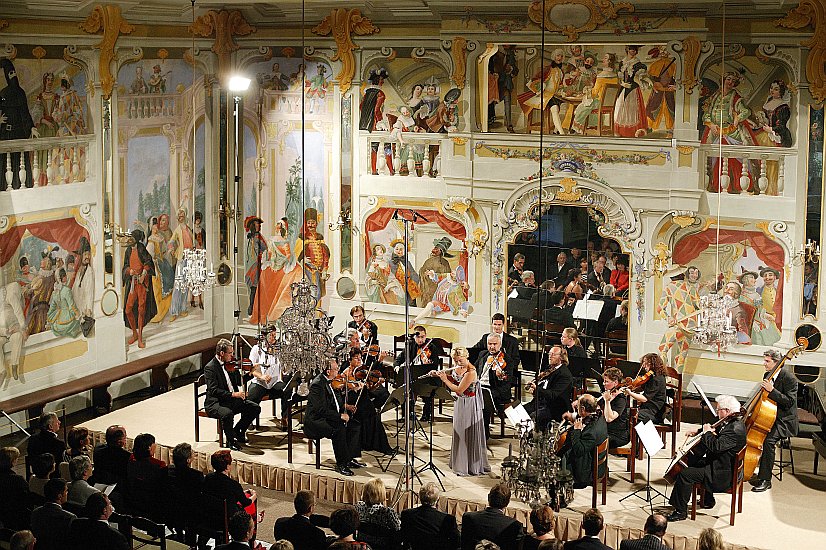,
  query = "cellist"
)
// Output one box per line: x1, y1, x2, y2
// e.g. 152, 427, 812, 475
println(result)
666, 394, 746, 522
749, 349, 798, 493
